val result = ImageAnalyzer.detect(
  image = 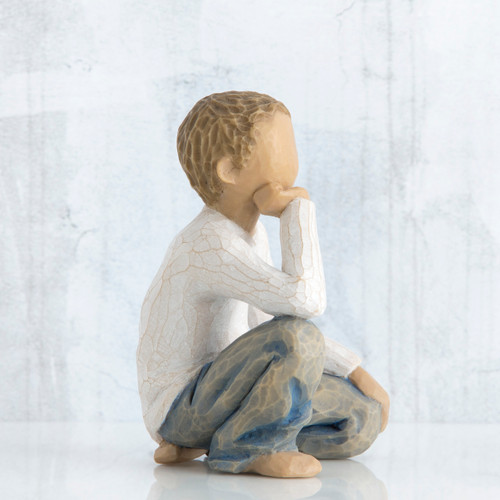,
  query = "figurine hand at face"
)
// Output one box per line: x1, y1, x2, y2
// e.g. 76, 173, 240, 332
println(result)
253, 182, 310, 217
